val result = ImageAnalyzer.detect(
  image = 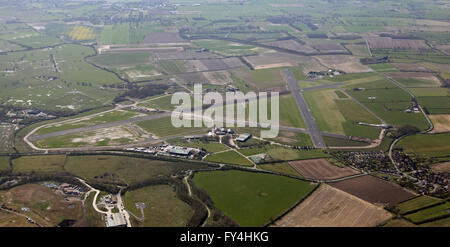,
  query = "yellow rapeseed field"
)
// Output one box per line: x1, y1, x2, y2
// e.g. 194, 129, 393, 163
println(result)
69, 26, 96, 40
